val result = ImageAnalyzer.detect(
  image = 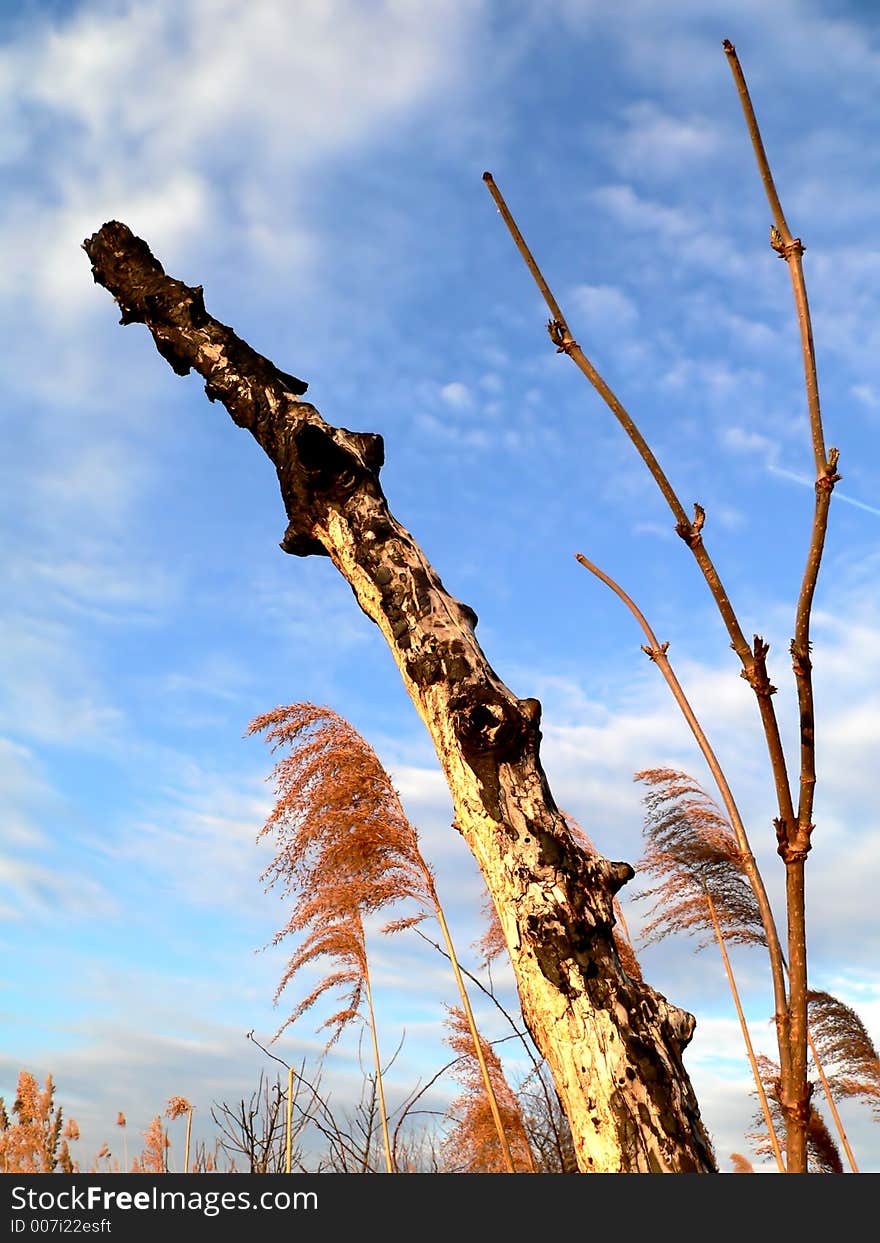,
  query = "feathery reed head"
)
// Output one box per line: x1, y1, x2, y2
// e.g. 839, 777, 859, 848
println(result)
249, 703, 433, 920
633, 768, 765, 949
473, 892, 507, 967
749, 1054, 843, 1173
248, 703, 439, 1044
440, 1006, 534, 1173
0, 1071, 79, 1174
165, 1096, 192, 1121
138, 1116, 168, 1174
807, 989, 880, 1119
